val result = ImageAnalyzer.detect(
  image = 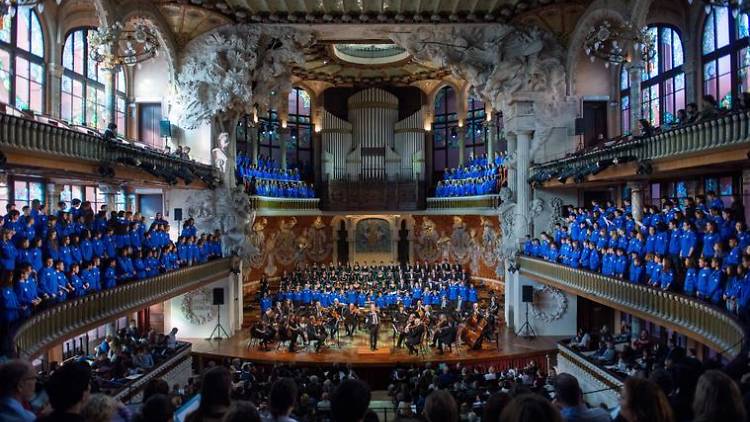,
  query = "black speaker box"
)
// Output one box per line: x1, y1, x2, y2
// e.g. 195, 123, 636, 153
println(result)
574, 117, 584, 135
213, 288, 224, 305
522, 285, 534, 303
174, 208, 183, 221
